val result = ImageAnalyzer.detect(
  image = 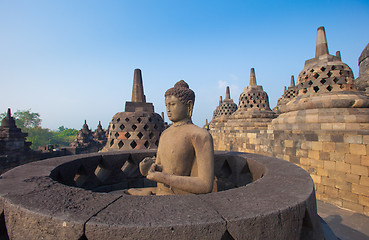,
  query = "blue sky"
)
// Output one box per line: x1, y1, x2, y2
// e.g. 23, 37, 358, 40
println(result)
1, 0, 368, 130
